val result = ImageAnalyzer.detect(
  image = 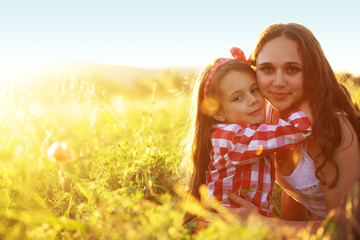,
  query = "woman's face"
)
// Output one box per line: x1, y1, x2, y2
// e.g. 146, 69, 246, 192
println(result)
256, 36, 305, 114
